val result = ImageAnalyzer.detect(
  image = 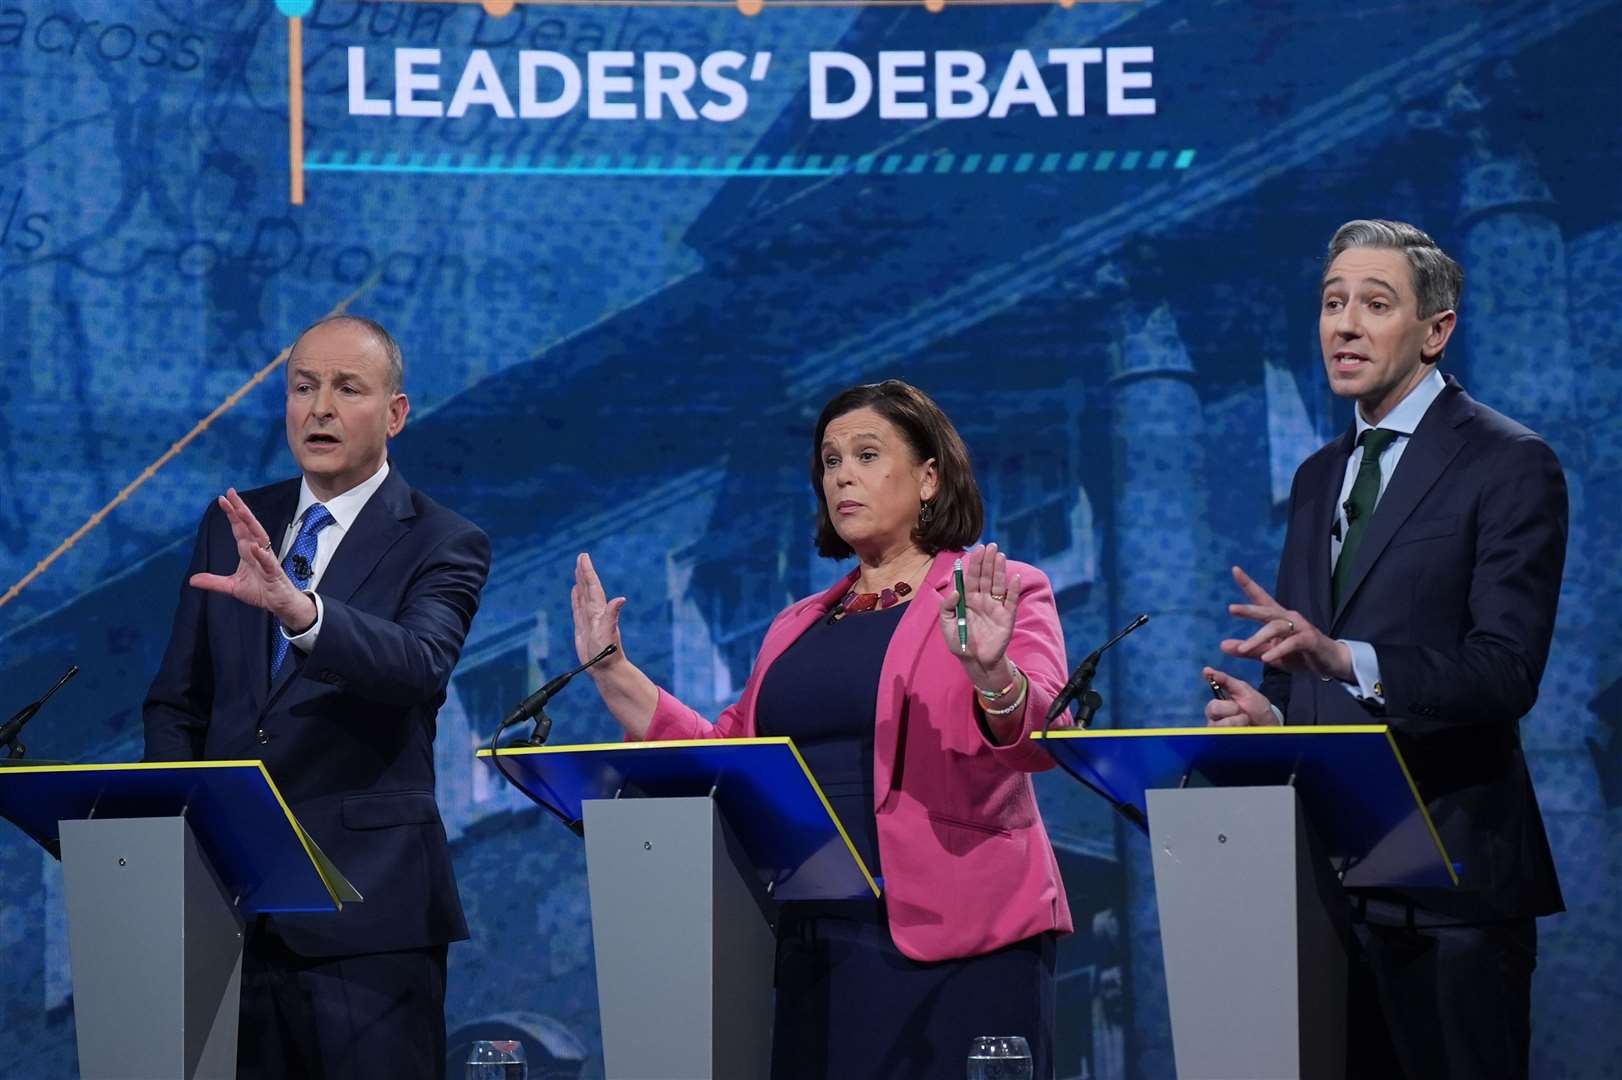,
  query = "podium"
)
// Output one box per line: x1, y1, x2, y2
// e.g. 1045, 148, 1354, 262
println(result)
481, 737, 877, 1080
0, 760, 360, 1080
1034, 725, 1454, 1080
